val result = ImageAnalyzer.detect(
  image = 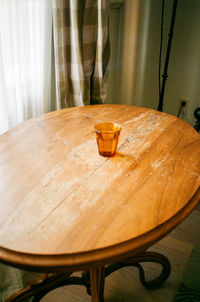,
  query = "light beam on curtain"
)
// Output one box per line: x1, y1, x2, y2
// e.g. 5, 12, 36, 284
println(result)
0, 0, 52, 135
53, 0, 110, 108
